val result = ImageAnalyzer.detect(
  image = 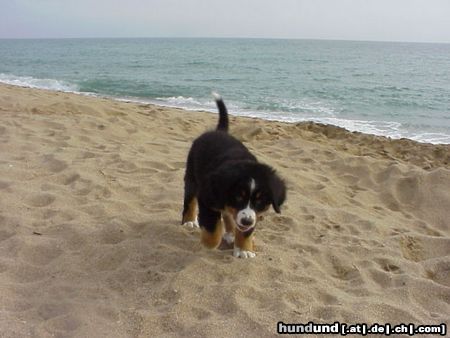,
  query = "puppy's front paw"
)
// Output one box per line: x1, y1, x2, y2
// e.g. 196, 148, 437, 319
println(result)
233, 247, 256, 259
182, 220, 199, 228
